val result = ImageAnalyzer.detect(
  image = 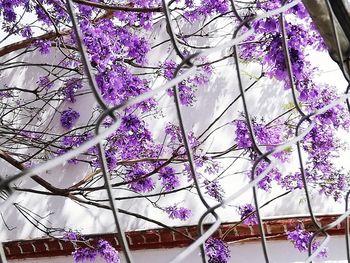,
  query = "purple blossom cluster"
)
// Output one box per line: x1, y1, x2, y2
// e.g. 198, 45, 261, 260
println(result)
21, 26, 33, 39
111, 114, 156, 161
238, 203, 258, 225
63, 231, 80, 241
0, 90, 12, 98
114, 0, 159, 30
126, 164, 155, 193
204, 159, 221, 175
159, 166, 180, 191
298, 85, 350, 200
95, 64, 154, 109
241, 3, 325, 82
234, 1, 350, 198
233, 119, 287, 191
73, 248, 97, 262
89, 114, 169, 190
34, 40, 51, 55
77, 0, 95, 18
37, 76, 53, 90
165, 122, 183, 144
277, 172, 304, 191
93, 115, 154, 168
60, 108, 80, 130
164, 205, 192, 221
164, 122, 200, 151
254, 160, 282, 191
161, 60, 212, 106
233, 119, 252, 149
256, 1, 309, 20
234, 119, 289, 162
72, 240, 120, 263
63, 78, 83, 103
204, 180, 224, 202
318, 171, 348, 201
184, 0, 229, 22
64, 231, 120, 263
62, 134, 93, 149
205, 237, 231, 263
0, 0, 29, 24
96, 240, 120, 263
75, 18, 156, 110
57, 133, 95, 164
287, 225, 328, 258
